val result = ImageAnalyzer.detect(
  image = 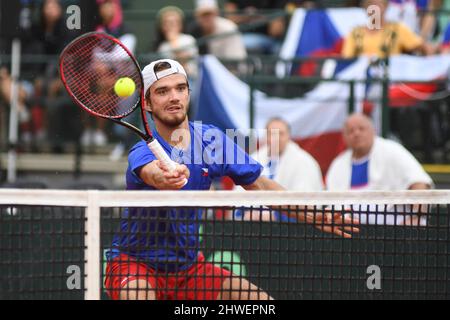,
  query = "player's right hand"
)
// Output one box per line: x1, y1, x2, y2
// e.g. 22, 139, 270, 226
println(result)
151, 160, 189, 190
